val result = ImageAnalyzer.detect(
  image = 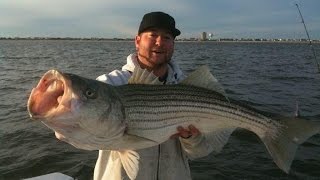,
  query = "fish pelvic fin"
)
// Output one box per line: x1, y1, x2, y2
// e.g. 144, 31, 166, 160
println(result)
118, 150, 140, 180
180, 65, 228, 99
263, 118, 320, 173
128, 66, 162, 85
